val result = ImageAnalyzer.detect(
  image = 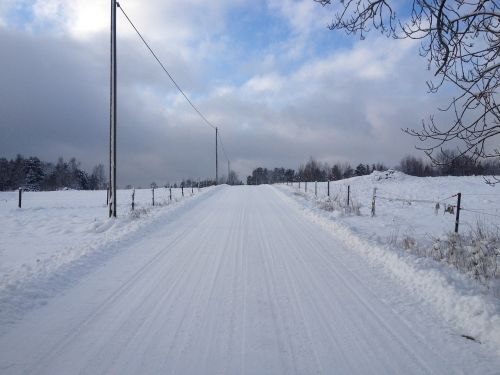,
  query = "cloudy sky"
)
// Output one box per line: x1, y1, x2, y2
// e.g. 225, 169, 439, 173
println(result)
0, 0, 452, 186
